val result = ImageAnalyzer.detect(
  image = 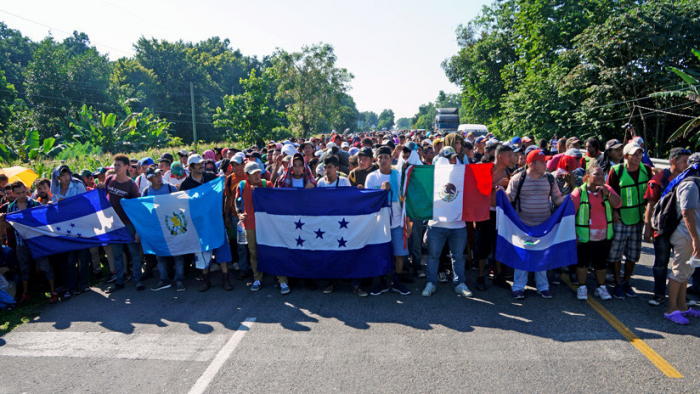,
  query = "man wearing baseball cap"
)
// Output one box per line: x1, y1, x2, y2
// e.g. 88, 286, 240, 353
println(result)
224, 153, 251, 280
505, 149, 564, 299
348, 147, 378, 187
597, 139, 624, 175
474, 136, 486, 162
134, 157, 156, 195
605, 142, 652, 299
